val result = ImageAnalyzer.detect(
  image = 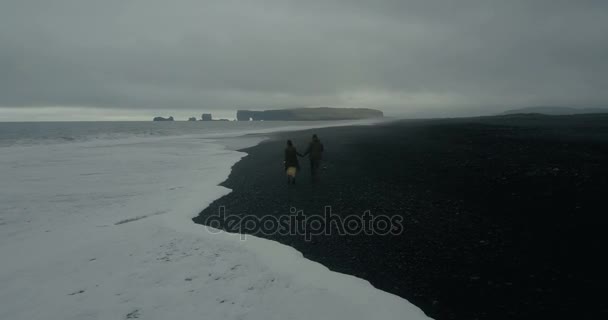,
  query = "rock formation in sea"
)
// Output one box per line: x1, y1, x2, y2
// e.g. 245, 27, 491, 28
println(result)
153, 116, 174, 121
